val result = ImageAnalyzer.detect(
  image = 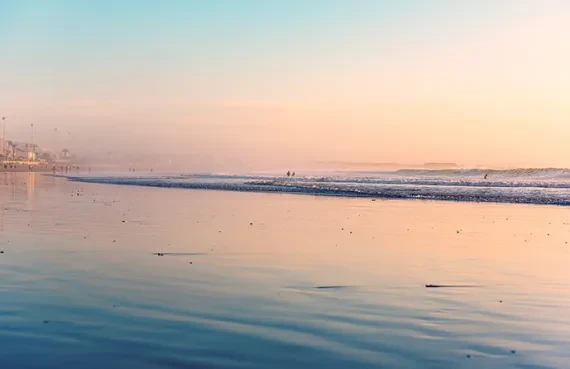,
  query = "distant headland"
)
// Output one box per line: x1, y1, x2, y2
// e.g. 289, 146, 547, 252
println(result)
318, 161, 459, 170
